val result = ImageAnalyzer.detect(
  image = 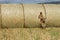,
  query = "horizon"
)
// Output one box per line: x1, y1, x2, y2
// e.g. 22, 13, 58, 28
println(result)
0, 0, 60, 4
